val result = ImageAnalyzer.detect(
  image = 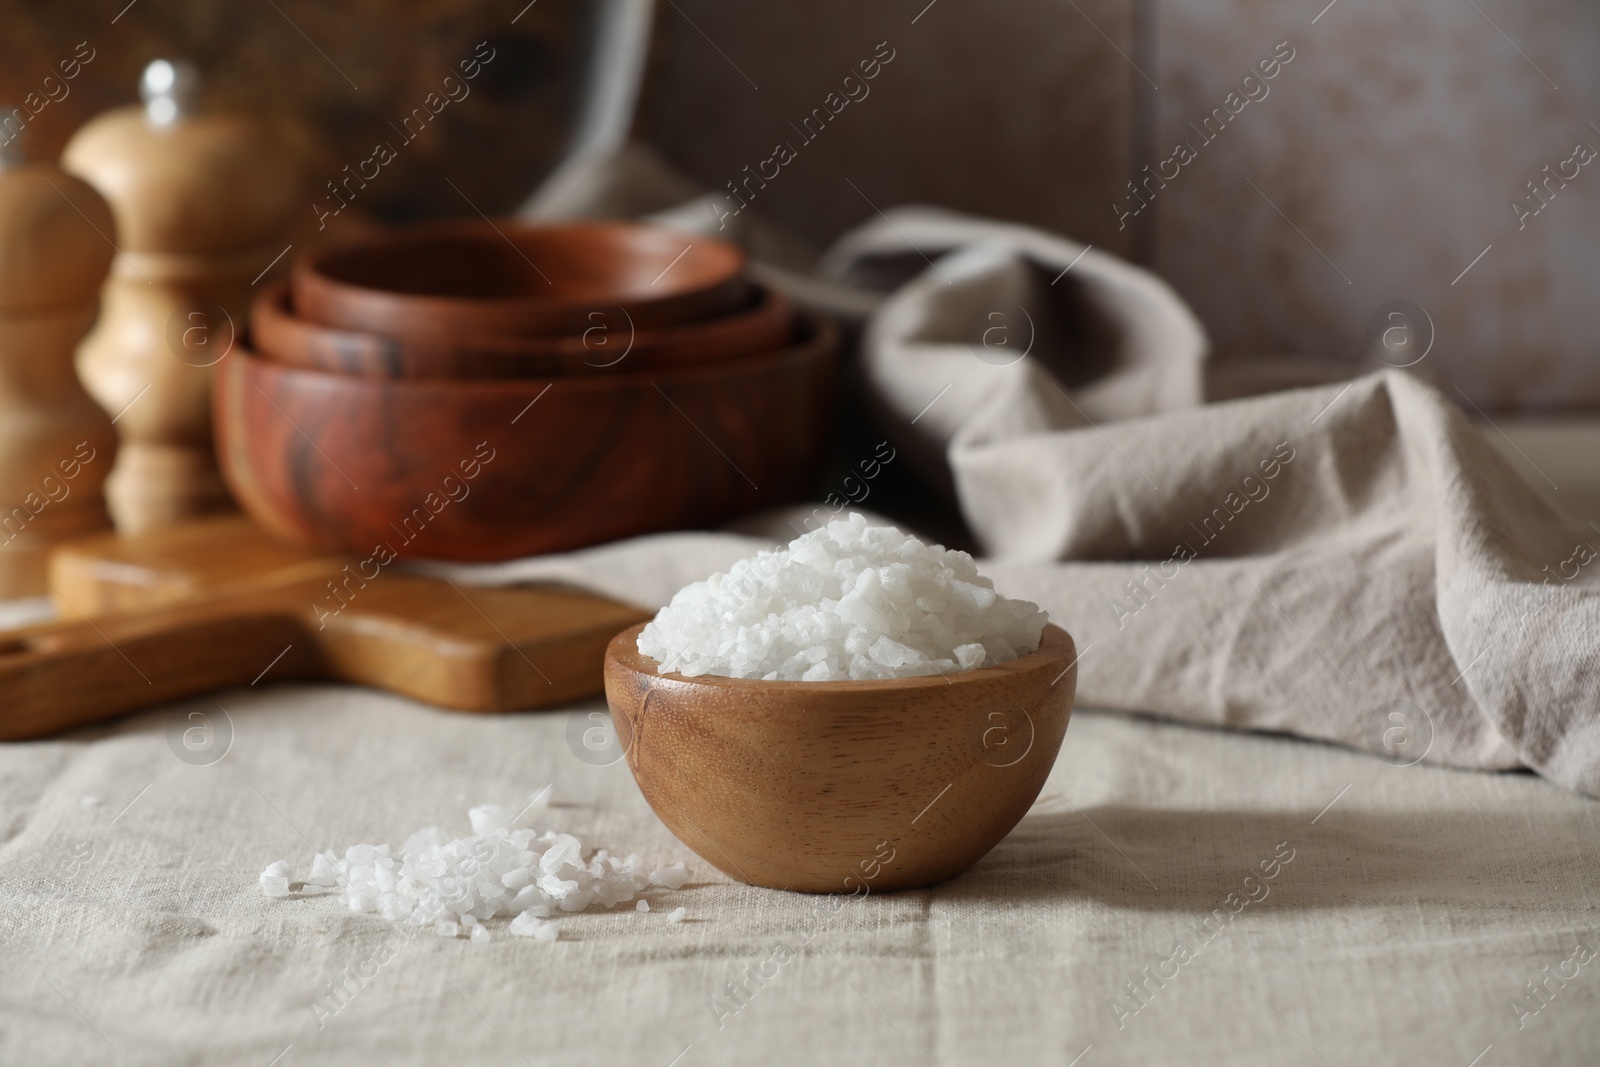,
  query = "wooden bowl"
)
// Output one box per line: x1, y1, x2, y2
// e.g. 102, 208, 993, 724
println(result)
213, 316, 837, 562
603, 623, 1078, 893
251, 279, 795, 379
291, 220, 749, 339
